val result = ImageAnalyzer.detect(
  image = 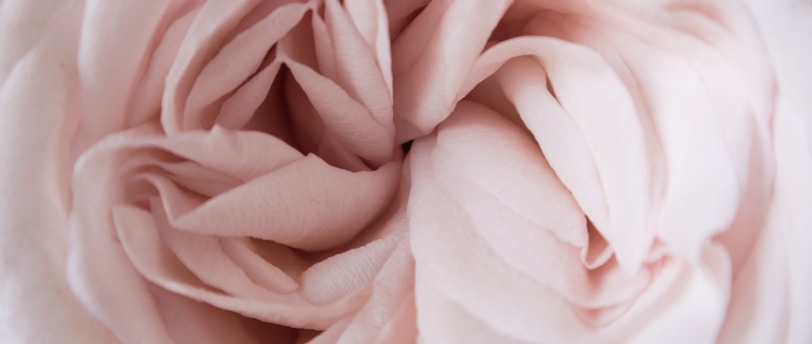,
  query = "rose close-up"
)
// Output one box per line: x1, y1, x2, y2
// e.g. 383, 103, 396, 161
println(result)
0, 0, 810, 343
1, 0, 415, 342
